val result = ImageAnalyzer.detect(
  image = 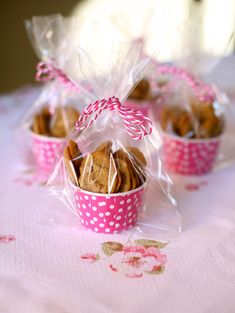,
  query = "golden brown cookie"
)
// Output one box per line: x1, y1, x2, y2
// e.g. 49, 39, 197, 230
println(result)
199, 115, 223, 138
160, 101, 224, 139
191, 100, 214, 120
63, 140, 83, 185
114, 148, 140, 189
128, 79, 150, 100
64, 140, 83, 168
177, 111, 194, 138
32, 113, 49, 135
50, 106, 80, 138
41, 107, 51, 121
96, 141, 112, 154
79, 153, 120, 194
126, 147, 147, 167
114, 158, 131, 192
160, 106, 185, 134
64, 141, 82, 185
91, 151, 111, 168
